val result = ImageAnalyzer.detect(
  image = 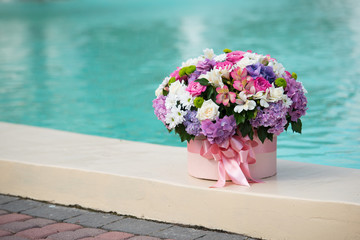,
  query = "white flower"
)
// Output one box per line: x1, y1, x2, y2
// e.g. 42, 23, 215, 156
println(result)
214, 53, 227, 62
234, 56, 257, 69
268, 86, 285, 102
165, 94, 177, 110
168, 81, 186, 96
268, 60, 285, 77
203, 48, 215, 60
282, 95, 293, 108
196, 99, 220, 121
165, 107, 186, 129
234, 92, 256, 113
179, 92, 194, 110
260, 99, 269, 108
252, 91, 269, 108
181, 57, 201, 68
199, 68, 224, 87
155, 77, 170, 97
216, 64, 232, 79
243, 52, 265, 62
